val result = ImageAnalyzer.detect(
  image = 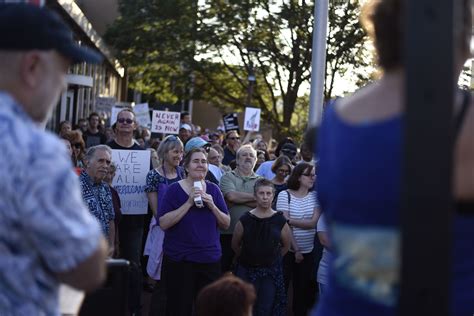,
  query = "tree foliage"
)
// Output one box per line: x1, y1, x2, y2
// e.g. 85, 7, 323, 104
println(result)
106, 0, 371, 139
